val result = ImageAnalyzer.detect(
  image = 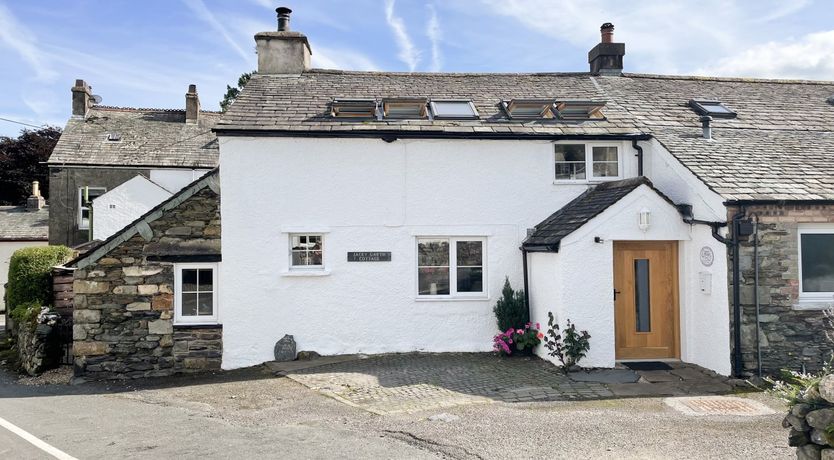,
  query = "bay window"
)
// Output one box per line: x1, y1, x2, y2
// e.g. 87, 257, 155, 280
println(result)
417, 237, 485, 297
